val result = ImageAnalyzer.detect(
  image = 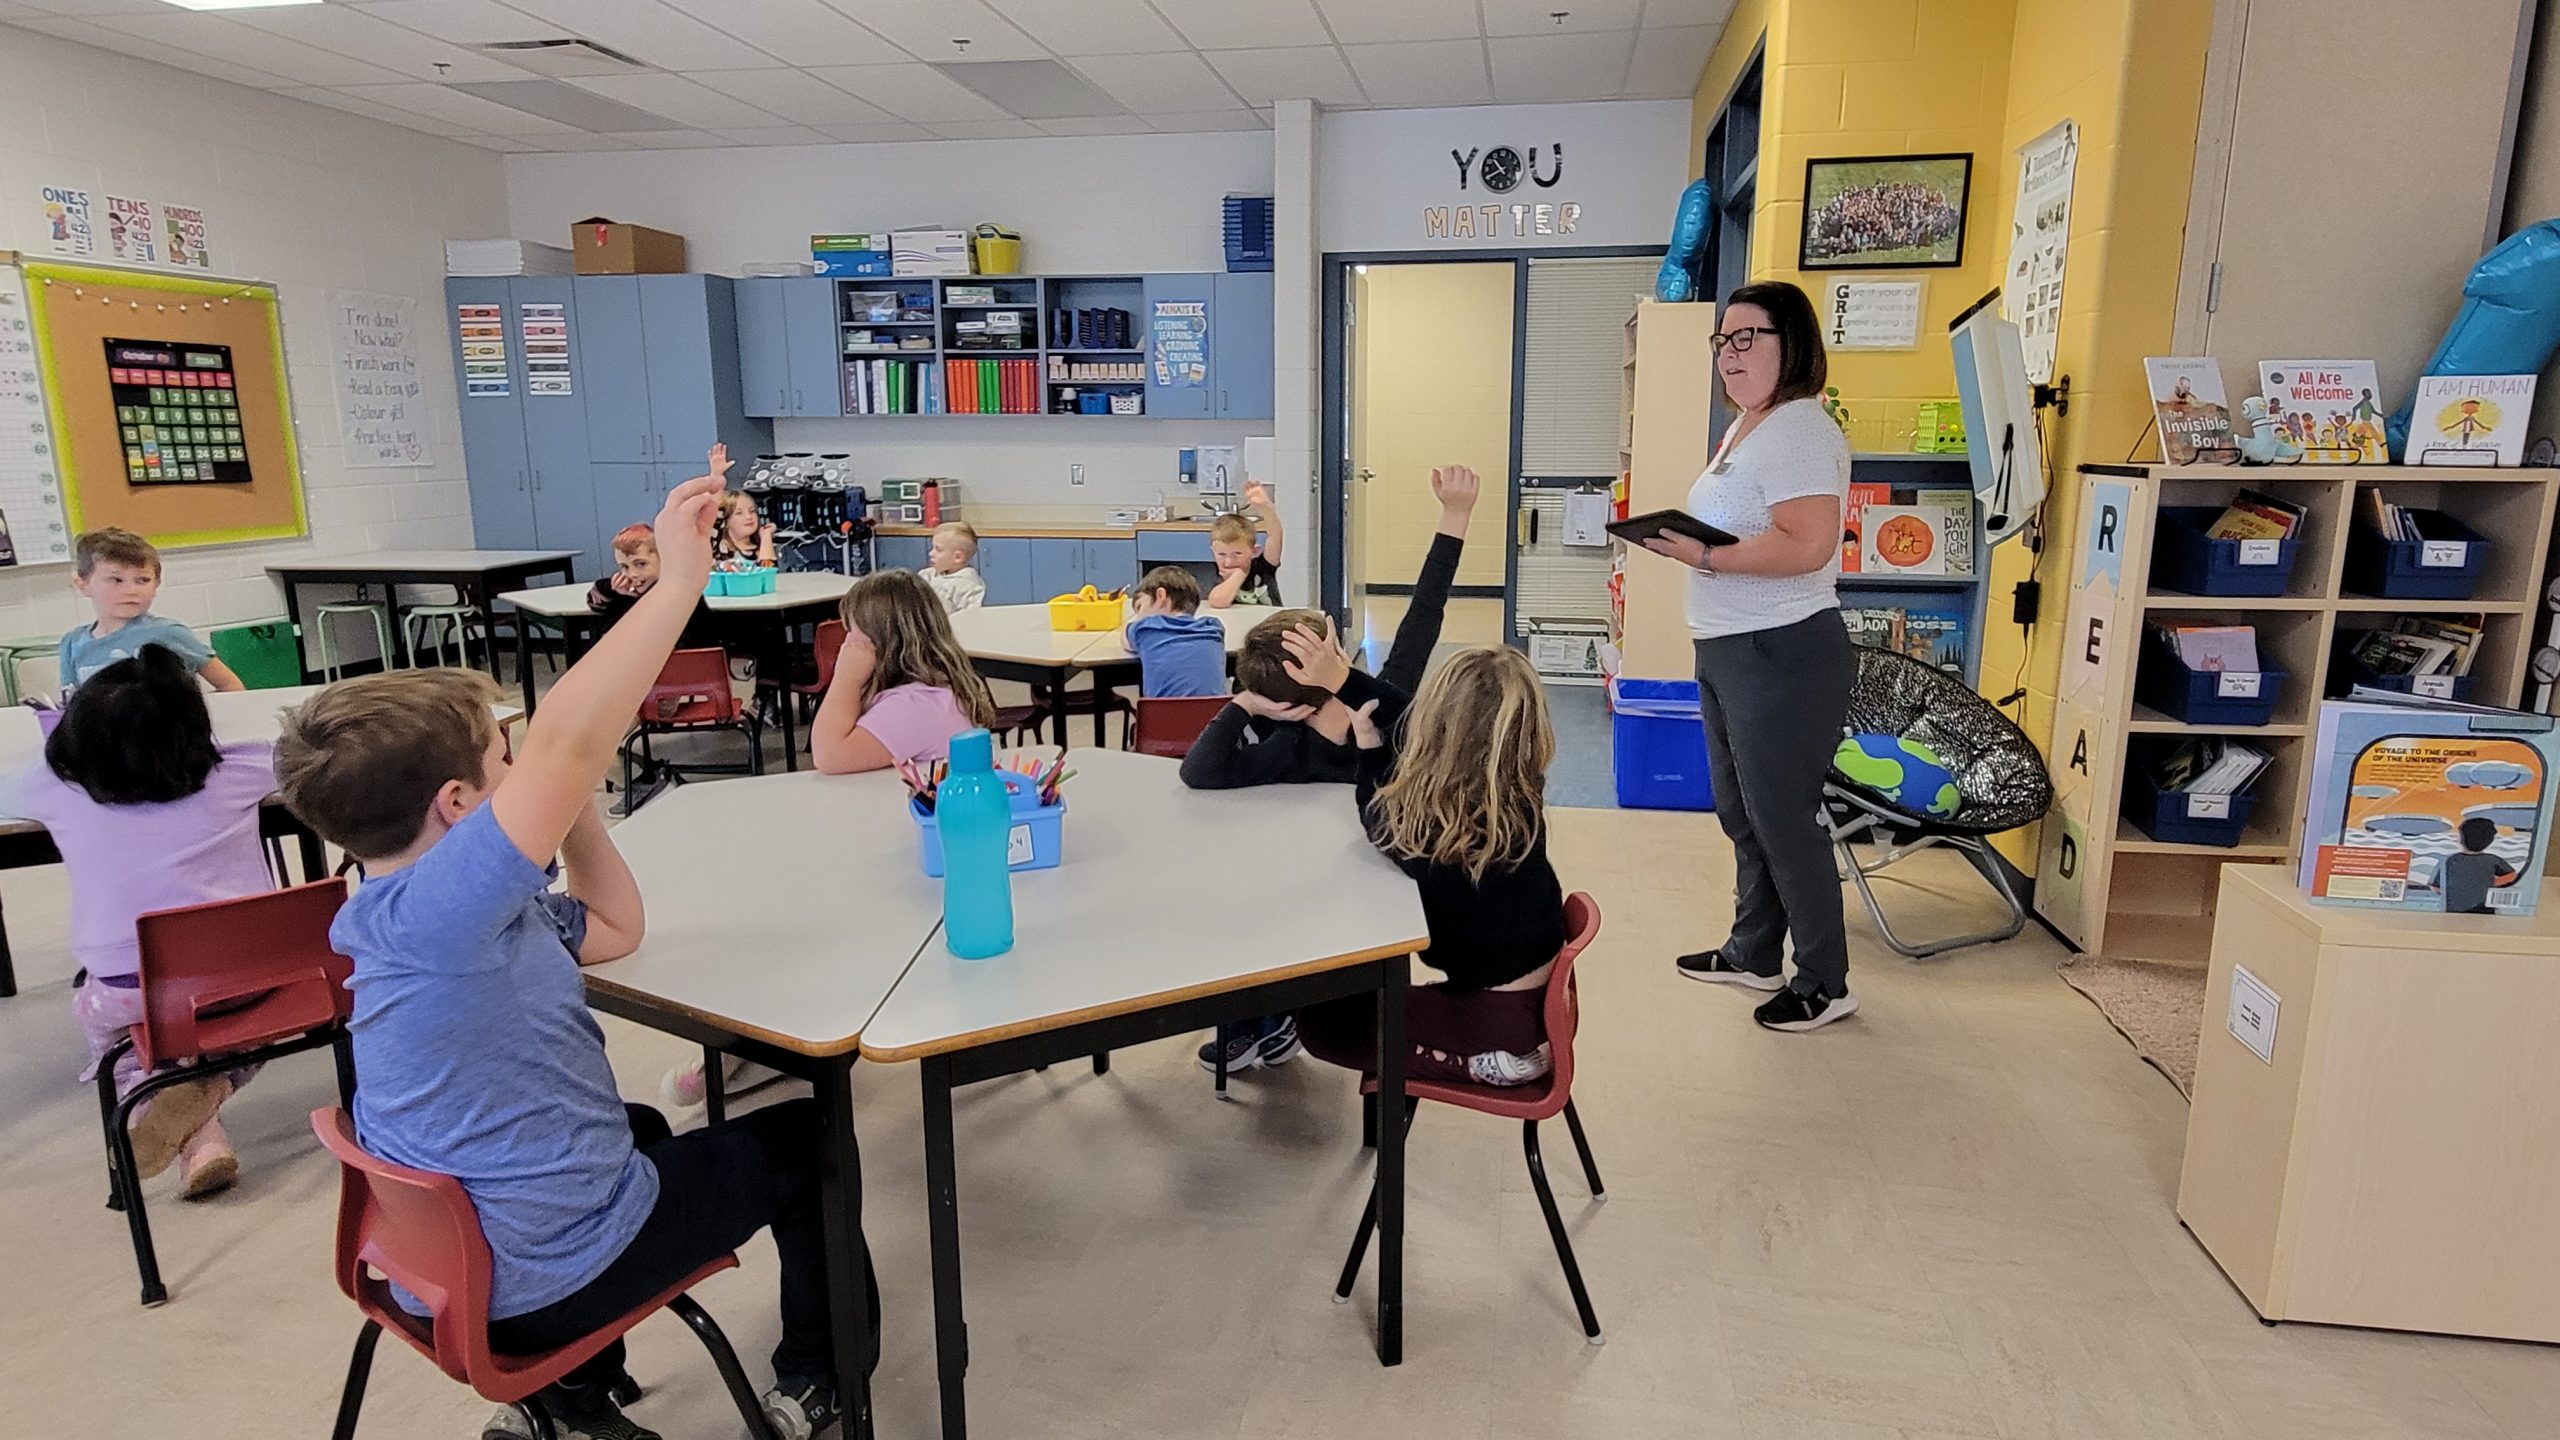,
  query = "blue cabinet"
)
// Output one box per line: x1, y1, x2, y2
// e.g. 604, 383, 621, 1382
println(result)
574, 278, 653, 463
586, 464, 661, 569
449, 277, 536, 550
733, 277, 845, 419
1082, 538, 1137, 590
1212, 271, 1274, 420
1028, 538, 1081, 600
448, 276, 611, 576
979, 537, 1034, 606
574, 274, 769, 466
1141, 273, 1215, 419
875, 534, 930, 575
